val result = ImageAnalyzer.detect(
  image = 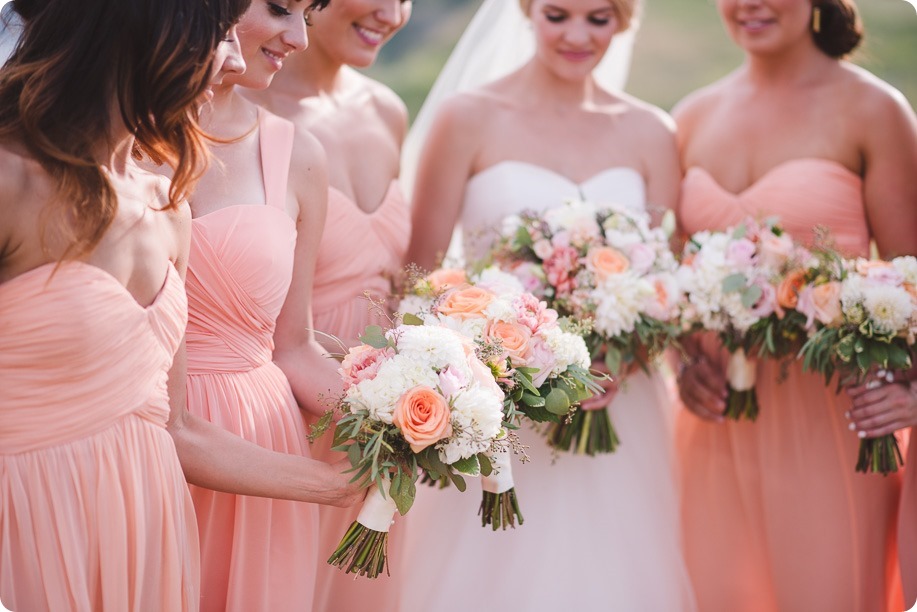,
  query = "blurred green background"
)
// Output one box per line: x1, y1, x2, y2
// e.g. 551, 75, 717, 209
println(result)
365, 0, 917, 119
